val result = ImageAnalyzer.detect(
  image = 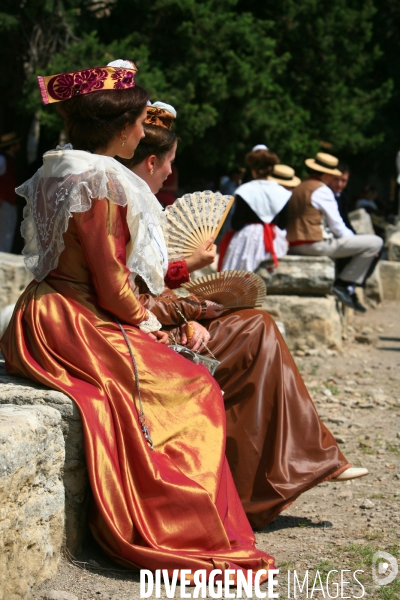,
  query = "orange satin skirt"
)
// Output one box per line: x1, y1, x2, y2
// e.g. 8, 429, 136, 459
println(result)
0, 276, 274, 579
